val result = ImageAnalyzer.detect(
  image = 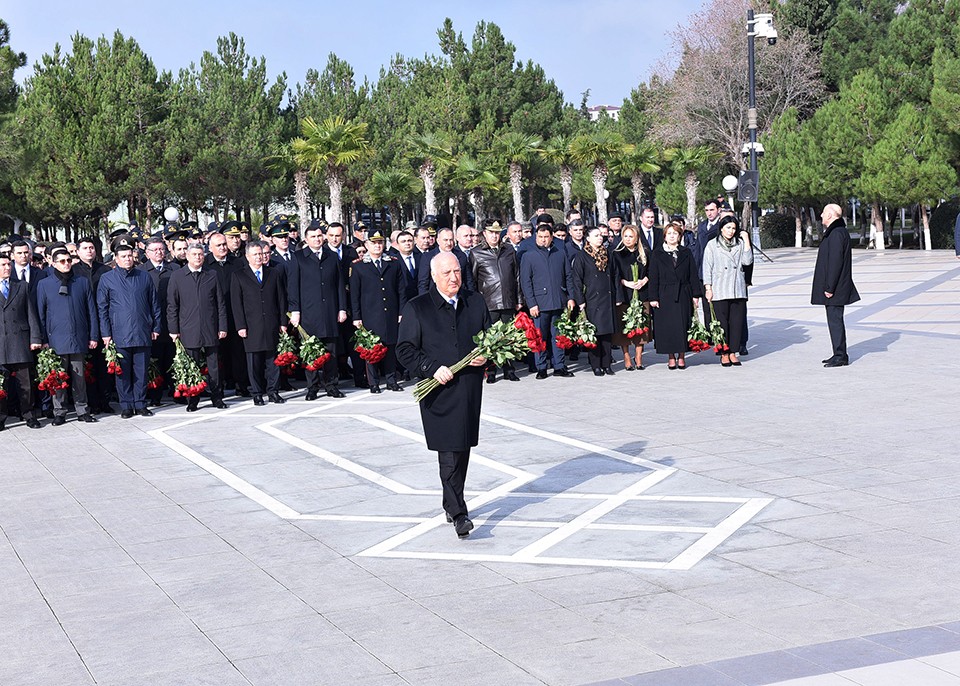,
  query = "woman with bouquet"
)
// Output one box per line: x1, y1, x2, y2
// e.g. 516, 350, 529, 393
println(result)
648, 221, 703, 370
611, 225, 651, 370
571, 227, 618, 376
702, 217, 753, 366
